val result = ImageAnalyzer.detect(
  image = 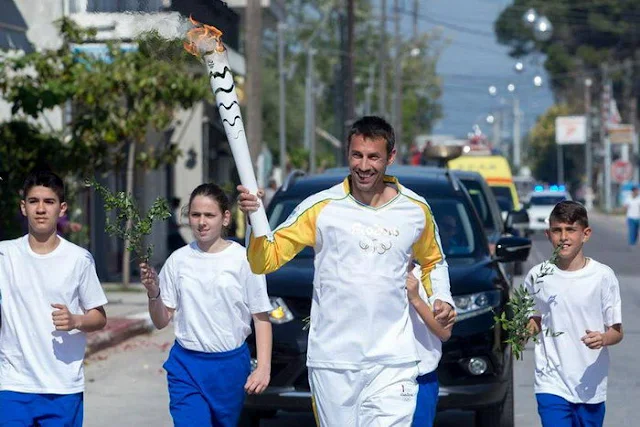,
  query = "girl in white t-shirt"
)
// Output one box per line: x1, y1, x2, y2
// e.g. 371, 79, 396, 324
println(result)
526, 201, 623, 427
140, 183, 273, 427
